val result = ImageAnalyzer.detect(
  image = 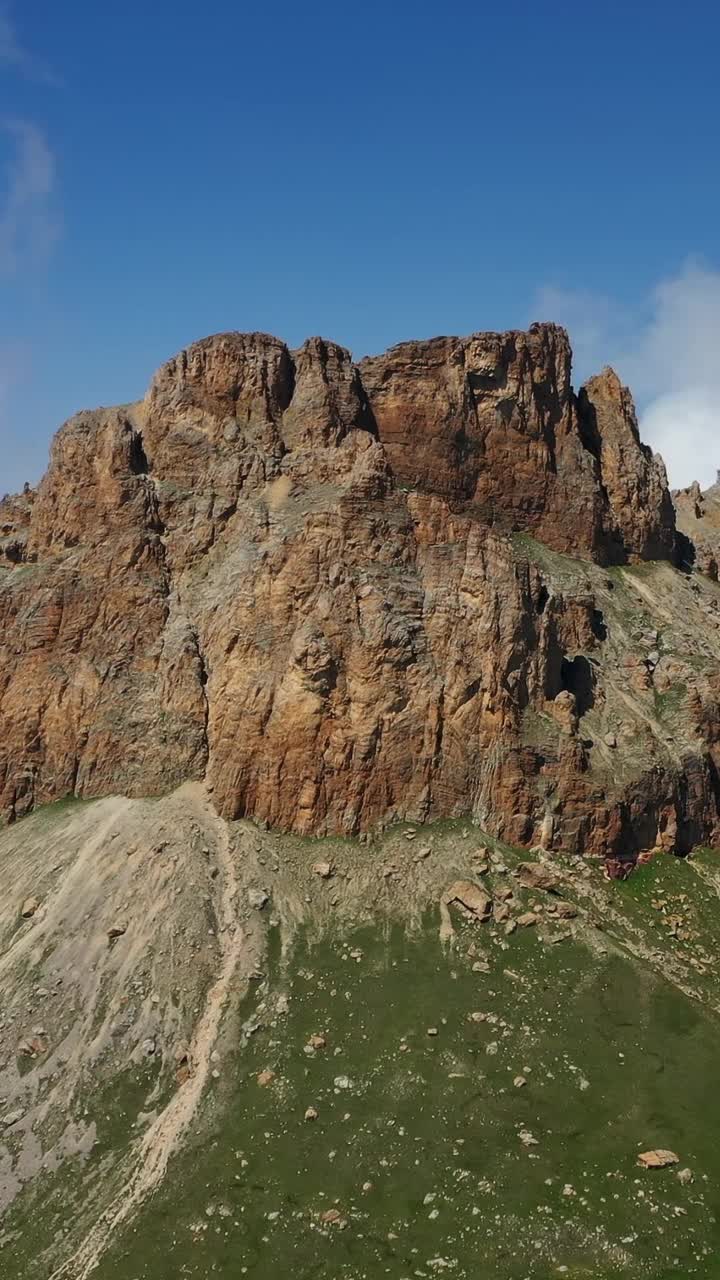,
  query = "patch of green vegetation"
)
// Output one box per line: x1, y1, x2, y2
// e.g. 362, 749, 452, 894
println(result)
653, 684, 688, 721
521, 707, 560, 753
511, 534, 595, 584
92, 917, 720, 1280
0, 1061, 167, 1277
17, 794, 94, 828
